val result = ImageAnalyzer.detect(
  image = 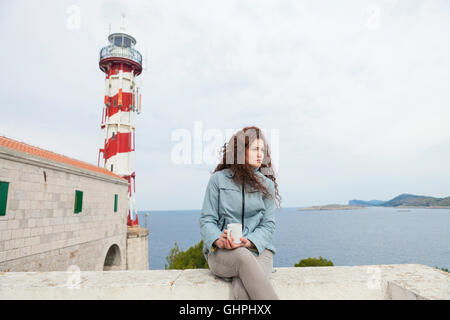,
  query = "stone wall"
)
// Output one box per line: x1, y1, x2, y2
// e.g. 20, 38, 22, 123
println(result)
126, 226, 149, 270
0, 264, 448, 300
0, 147, 129, 272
